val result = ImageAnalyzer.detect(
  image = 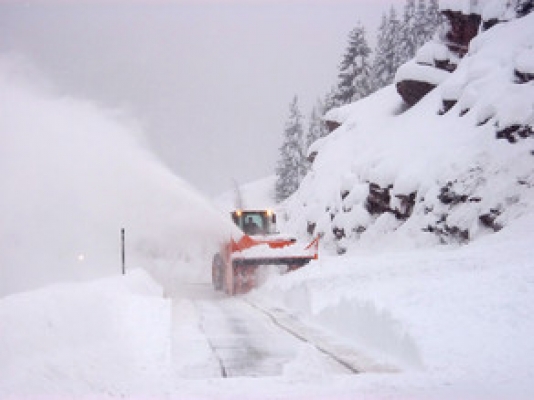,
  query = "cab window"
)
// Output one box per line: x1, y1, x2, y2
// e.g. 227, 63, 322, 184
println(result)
242, 213, 264, 235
